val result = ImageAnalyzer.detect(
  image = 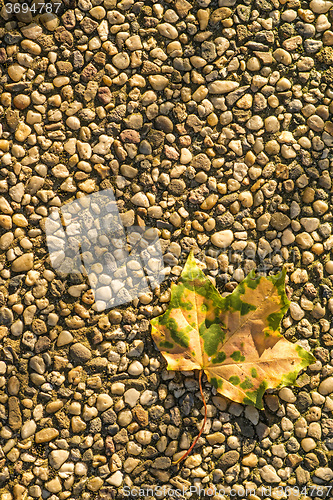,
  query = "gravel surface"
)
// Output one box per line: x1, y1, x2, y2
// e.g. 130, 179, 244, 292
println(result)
0, 0, 333, 498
